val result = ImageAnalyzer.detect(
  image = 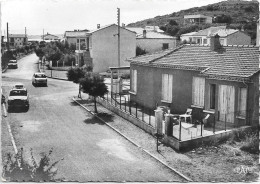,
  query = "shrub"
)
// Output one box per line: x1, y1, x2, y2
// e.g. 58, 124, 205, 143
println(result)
136, 46, 147, 56
2, 148, 63, 182
240, 132, 259, 154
